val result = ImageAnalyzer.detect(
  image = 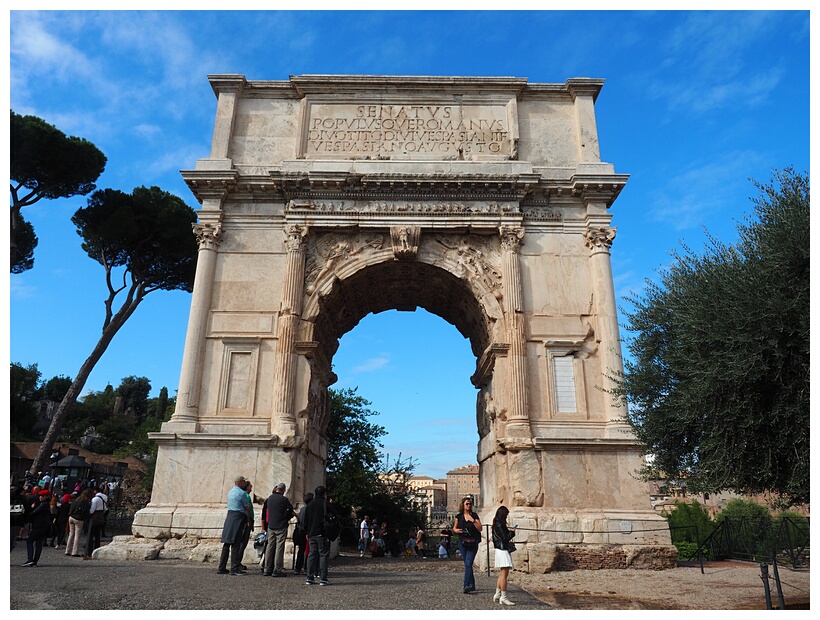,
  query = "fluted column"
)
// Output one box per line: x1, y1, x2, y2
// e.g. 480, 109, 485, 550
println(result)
584, 222, 627, 429
166, 220, 222, 430
499, 225, 531, 440
270, 224, 309, 438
